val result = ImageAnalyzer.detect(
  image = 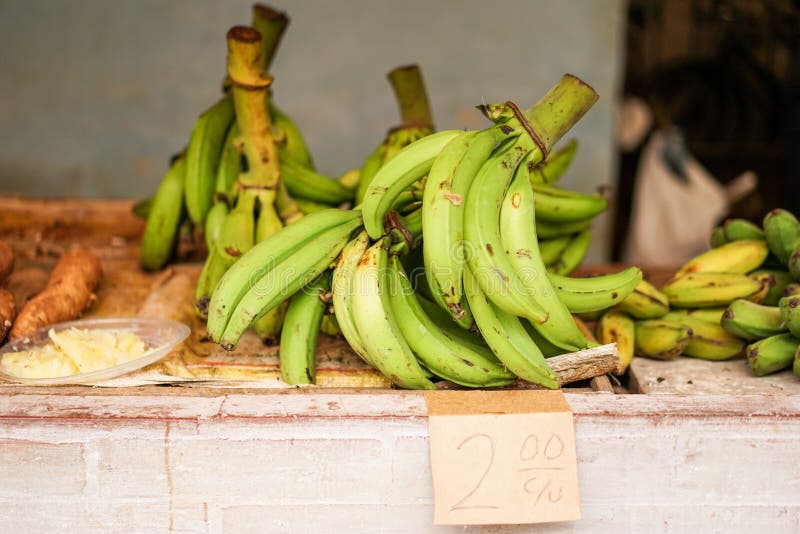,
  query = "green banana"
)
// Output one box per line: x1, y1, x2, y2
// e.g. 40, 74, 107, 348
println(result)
388, 257, 514, 387
536, 217, 593, 239
788, 249, 800, 282
785, 283, 800, 297
132, 196, 153, 219
336, 168, 361, 191
548, 266, 643, 313
464, 141, 548, 321
613, 279, 670, 319
252, 200, 289, 343
355, 127, 431, 205
596, 310, 635, 373
355, 144, 385, 205
721, 299, 785, 341
295, 197, 334, 215
253, 302, 288, 345
531, 183, 607, 223
722, 218, 765, 242
331, 231, 375, 366
500, 158, 587, 351
795, 345, 800, 377
280, 156, 354, 205
779, 295, 800, 337
530, 139, 577, 184
746, 333, 799, 376
218, 216, 363, 349
634, 320, 692, 360
320, 314, 340, 336
279, 274, 329, 385
664, 272, 762, 308
547, 229, 591, 275
464, 266, 559, 388
254, 198, 283, 243
215, 122, 241, 201
207, 209, 362, 341
271, 102, 315, 170
362, 129, 462, 238
140, 157, 186, 271
662, 312, 744, 361
522, 322, 565, 358
204, 201, 228, 251
763, 209, 800, 264
752, 269, 794, 306
194, 246, 233, 319
538, 235, 572, 265
675, 239, 769, 277
350, 238, 435, 389
185, 96, 235, 224
416, 296, 489, 352
215, 189, 257, 263
710, 226, 728, 248
422, 126, 519, 329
